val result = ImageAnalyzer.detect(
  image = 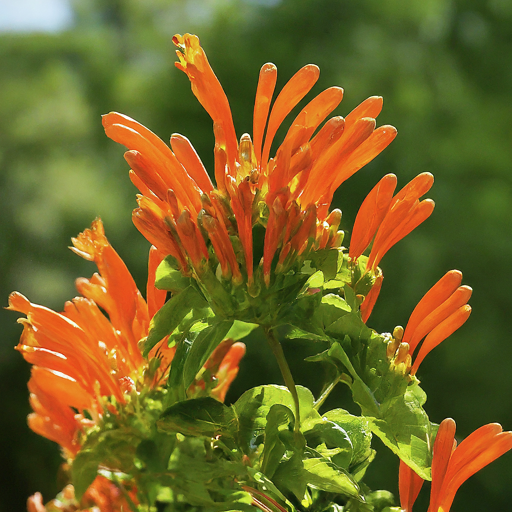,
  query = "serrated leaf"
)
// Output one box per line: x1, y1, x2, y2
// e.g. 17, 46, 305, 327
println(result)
158, 397, 237, 438
302, 417, 353, 470
144, 286, 208, 357
303, 457, 362, 499
327, 341, 433, 479
233, 385, 315, 452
